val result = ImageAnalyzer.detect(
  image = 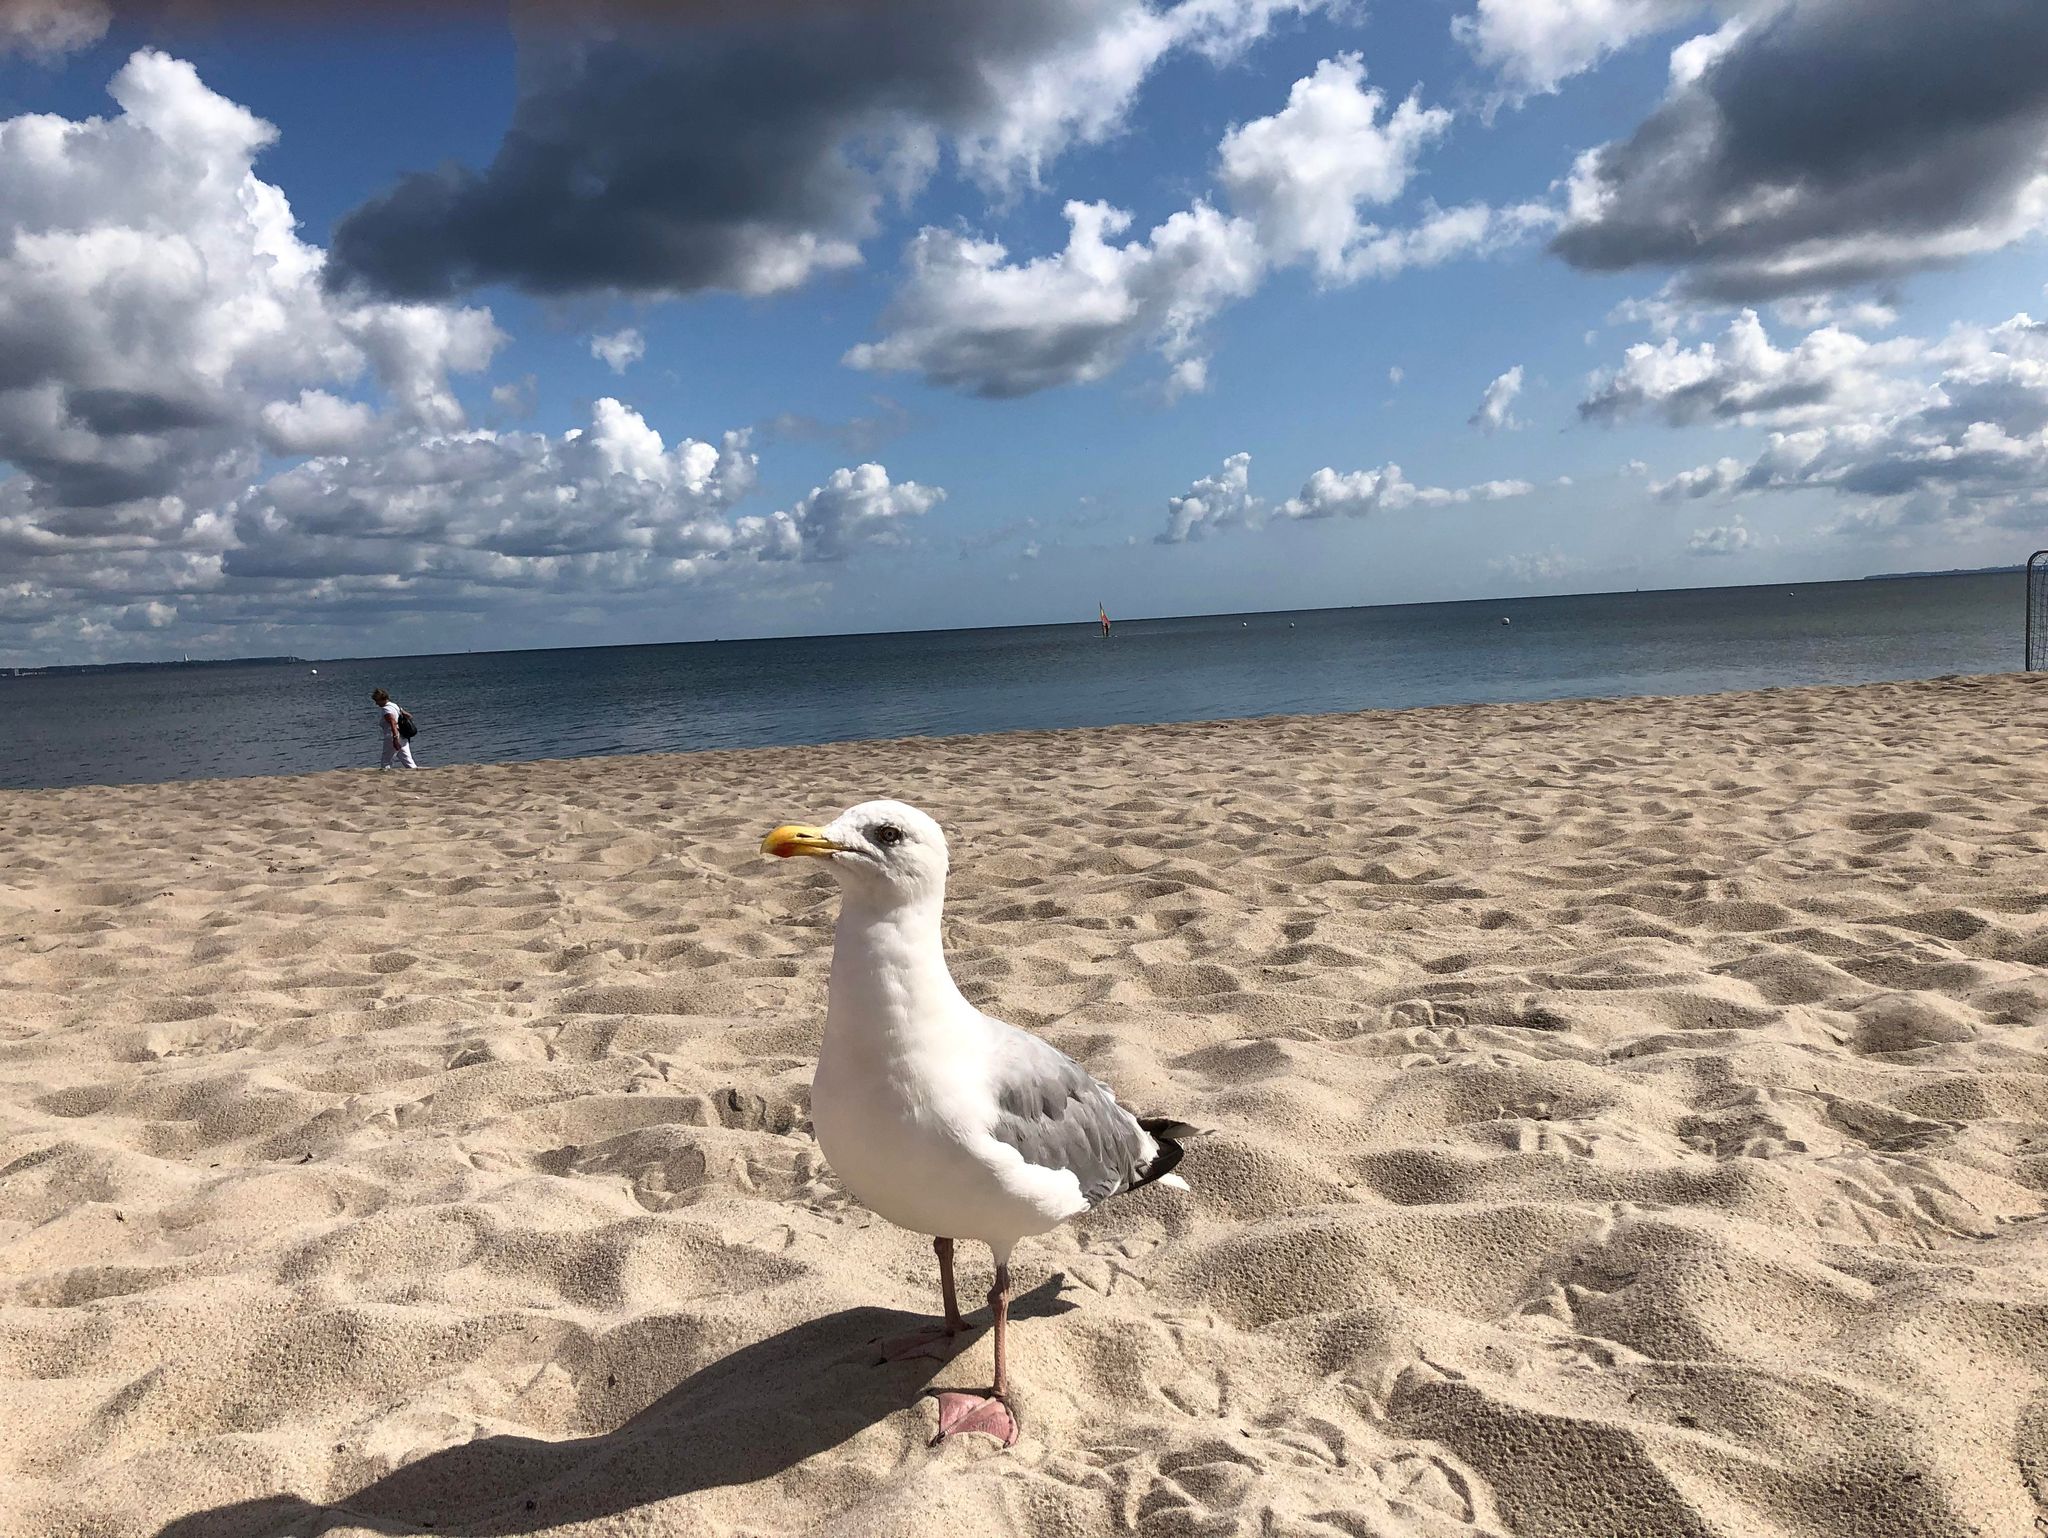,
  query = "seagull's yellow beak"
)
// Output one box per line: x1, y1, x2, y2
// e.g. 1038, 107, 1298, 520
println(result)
761, 823, 844, 859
